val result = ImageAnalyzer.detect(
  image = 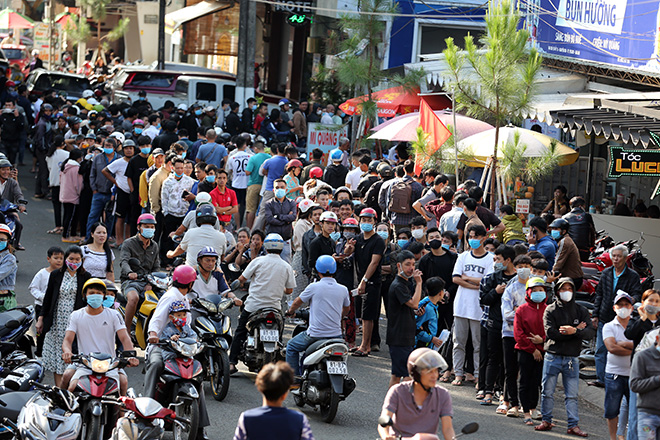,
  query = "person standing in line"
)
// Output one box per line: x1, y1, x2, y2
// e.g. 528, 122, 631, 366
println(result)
629, 328, 660, 440
46, 136, 70, 235
59, 149, 85, 243
102, 140, 136, 247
